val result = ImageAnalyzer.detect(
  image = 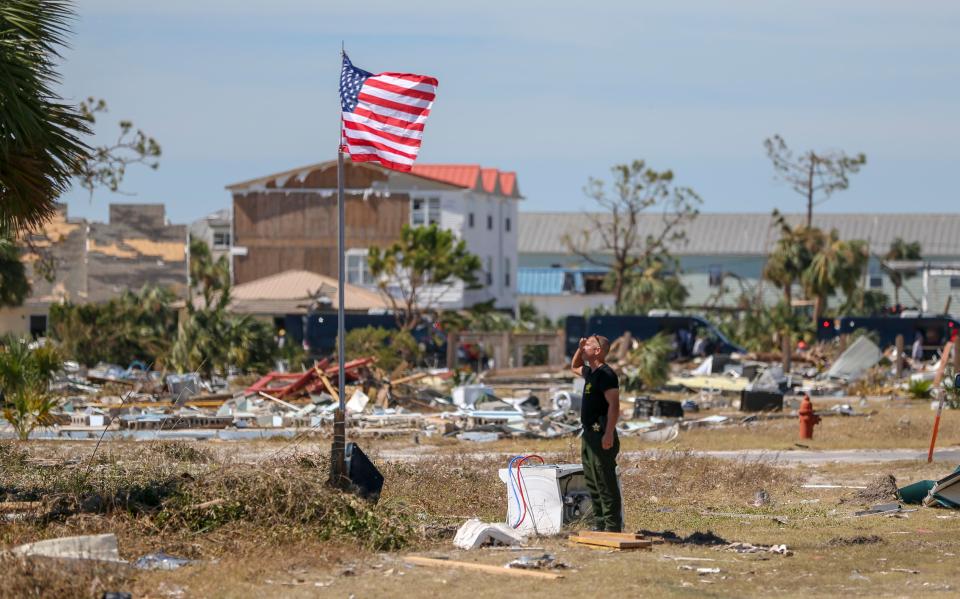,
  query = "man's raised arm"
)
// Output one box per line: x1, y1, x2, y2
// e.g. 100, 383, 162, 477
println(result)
571, 337, 587, 377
